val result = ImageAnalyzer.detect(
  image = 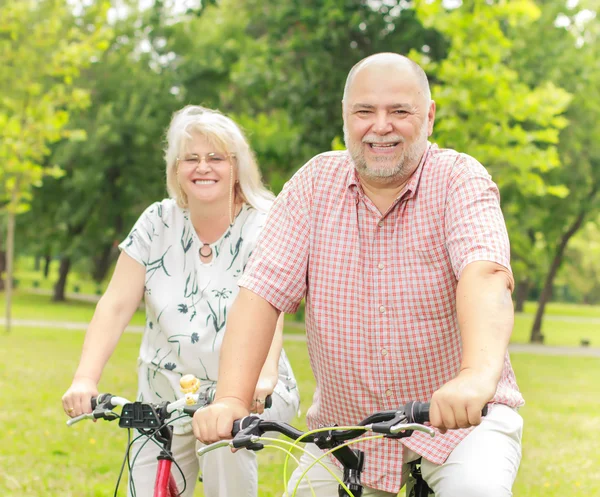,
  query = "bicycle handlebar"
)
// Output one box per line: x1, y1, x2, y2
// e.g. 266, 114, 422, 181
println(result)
198, 401, 489, 456
402, 401, 488, 424
66, 391, 272, 427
